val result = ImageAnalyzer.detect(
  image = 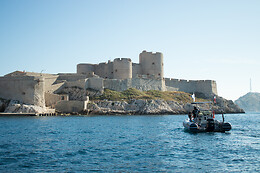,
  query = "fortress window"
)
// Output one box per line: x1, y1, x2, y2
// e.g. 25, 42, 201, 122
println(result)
152, 62, 155, 65
61, 96, 65, 100
147, 73, 149, 75
158, 73, 161, 76
115, 69, 118, 72
22, 92, 25, 95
